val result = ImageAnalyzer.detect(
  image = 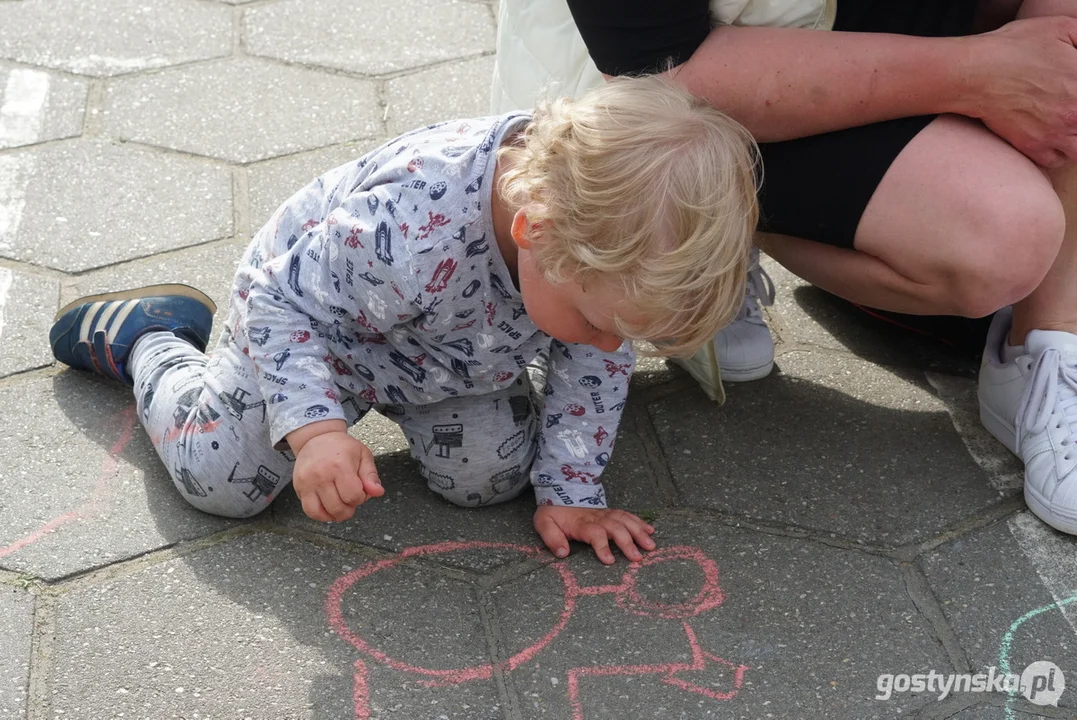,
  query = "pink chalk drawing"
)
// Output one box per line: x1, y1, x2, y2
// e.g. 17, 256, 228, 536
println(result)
0, 405, 137, 560
325, 542, 748, 719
